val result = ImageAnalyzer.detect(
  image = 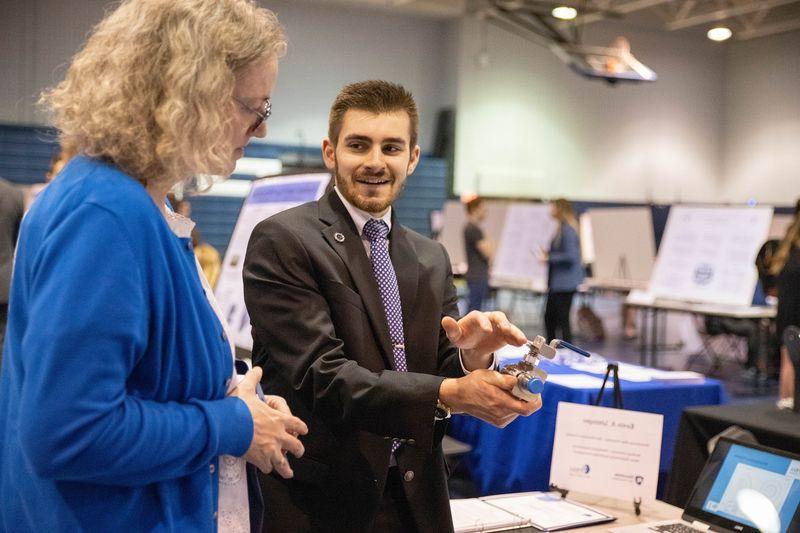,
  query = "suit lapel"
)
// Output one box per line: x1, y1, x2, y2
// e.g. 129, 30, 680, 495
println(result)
389, 219, 420, 372
319, 191, 394, 367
